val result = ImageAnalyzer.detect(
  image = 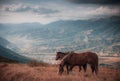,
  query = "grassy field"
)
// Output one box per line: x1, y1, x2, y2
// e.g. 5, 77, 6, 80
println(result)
0, 62, 120, 81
